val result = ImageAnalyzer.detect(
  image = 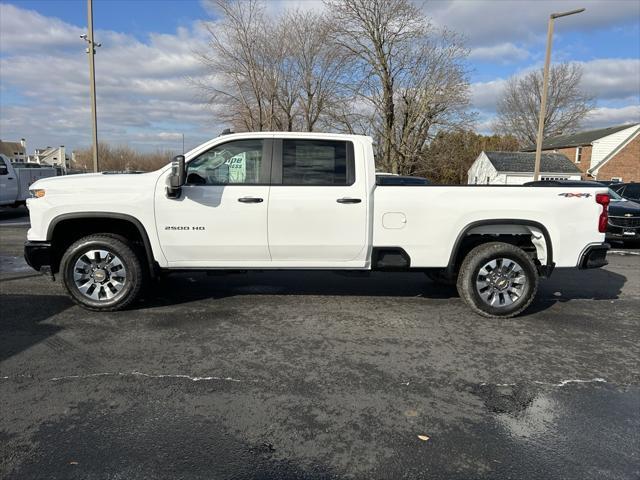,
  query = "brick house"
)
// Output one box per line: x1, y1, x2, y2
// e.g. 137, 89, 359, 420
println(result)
522, 123, 640, 182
